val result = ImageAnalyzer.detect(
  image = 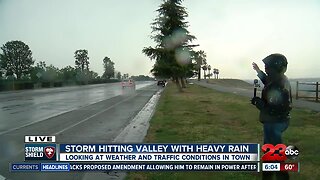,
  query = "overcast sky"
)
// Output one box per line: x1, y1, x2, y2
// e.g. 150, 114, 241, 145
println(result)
1, 0, 320, 79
